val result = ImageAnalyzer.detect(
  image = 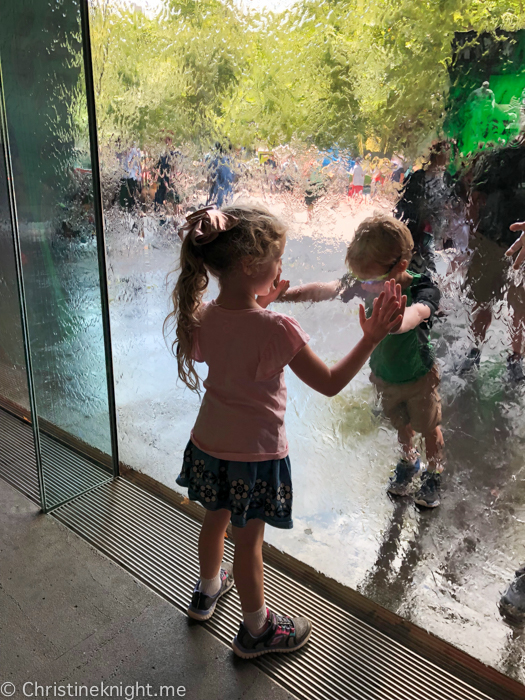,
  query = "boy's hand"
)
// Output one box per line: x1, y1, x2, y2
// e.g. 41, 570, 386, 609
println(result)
257, 275, 290, 308
359, 279, 404, 346
506, 222, 525, 270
